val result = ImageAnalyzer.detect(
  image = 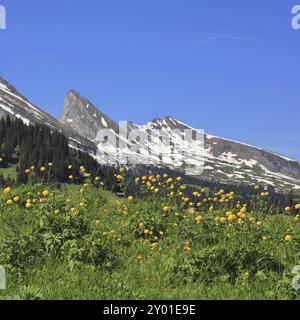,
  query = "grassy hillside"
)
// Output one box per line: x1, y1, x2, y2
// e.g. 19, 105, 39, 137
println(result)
0, 167, 300, 300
